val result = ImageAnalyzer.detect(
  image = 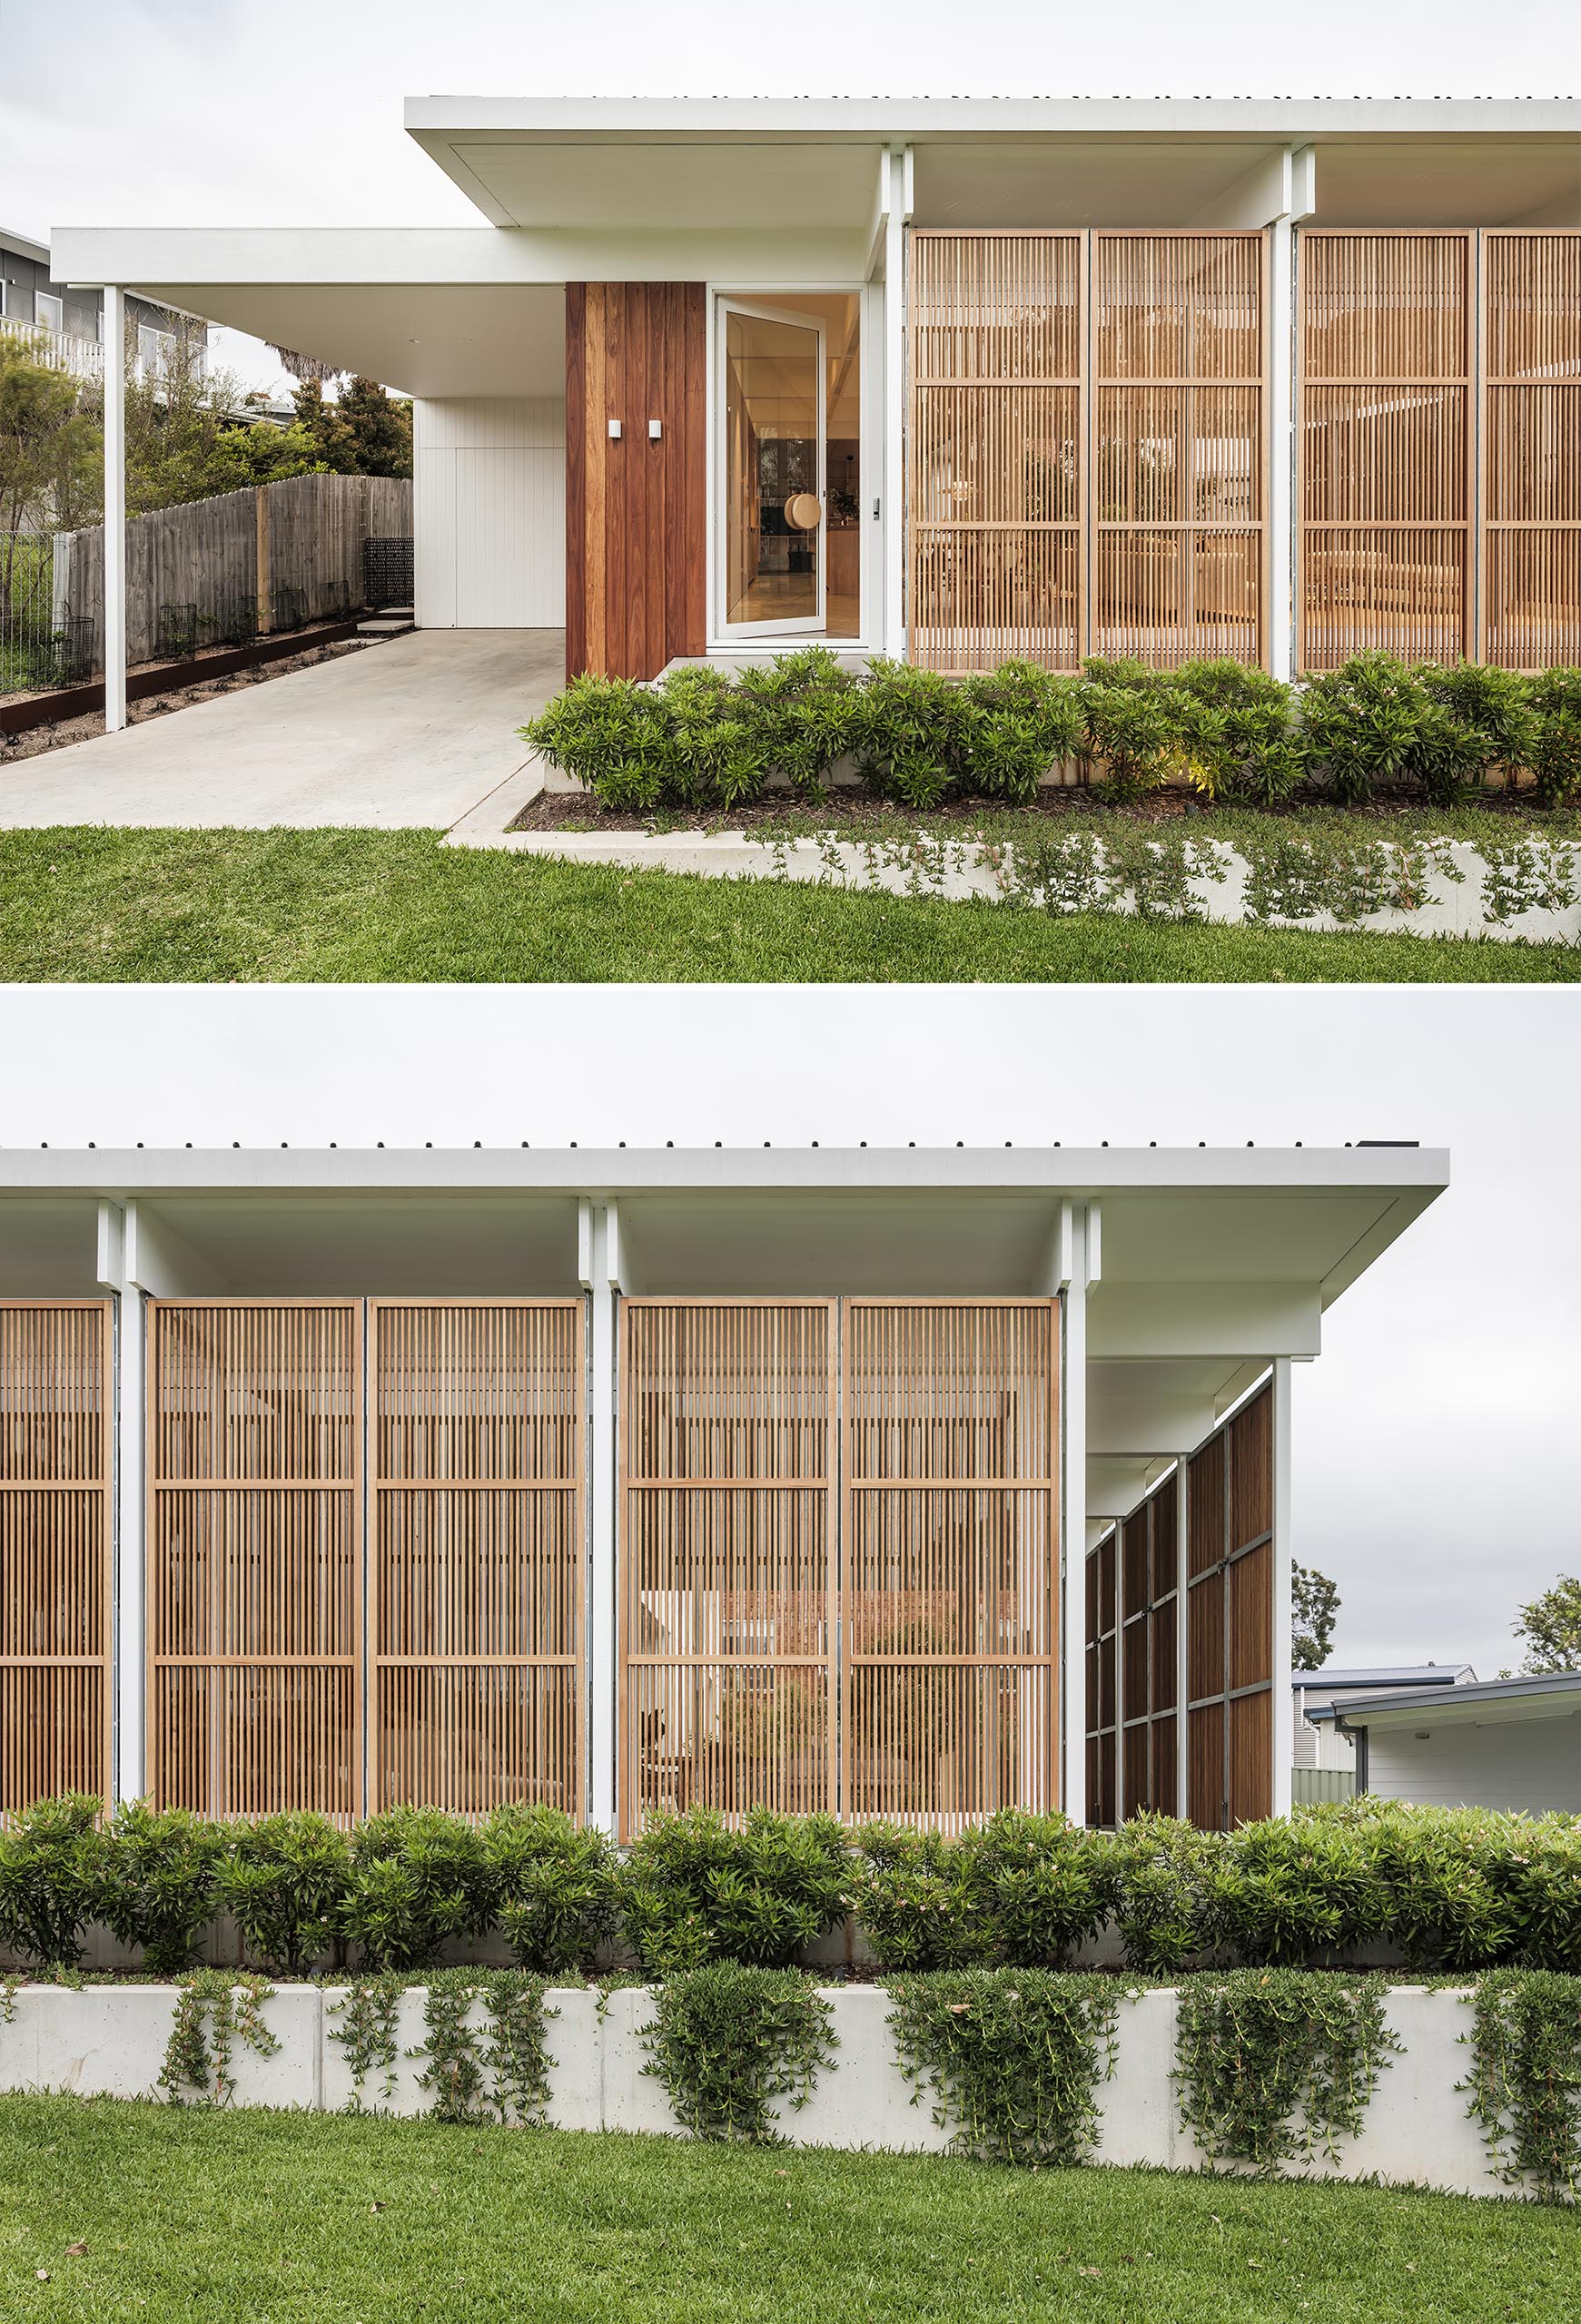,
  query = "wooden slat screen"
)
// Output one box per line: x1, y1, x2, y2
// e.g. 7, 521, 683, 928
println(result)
1083, 1527, 1118, 1828
908, 232, 1085, 674
370, 1301, 586, 1820
1185, 1383, 1274, 1830
844, 1301, 1058, 1830
907, 231, 1266, 672
1119, 1467, 1181, 1819
147, 1301, 362, 1821
565, 281, 707, 681
1092, 233, 1266, 666
619, 1300, 837, 1837
1480, 233, 1581, 669
0, 1302, 114, 1815
1299, 231, 1474, 668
